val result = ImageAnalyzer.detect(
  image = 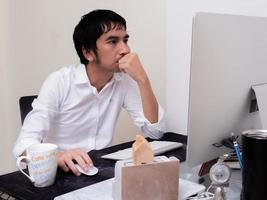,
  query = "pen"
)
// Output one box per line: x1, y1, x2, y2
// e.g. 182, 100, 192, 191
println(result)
233, 140, 243, 170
